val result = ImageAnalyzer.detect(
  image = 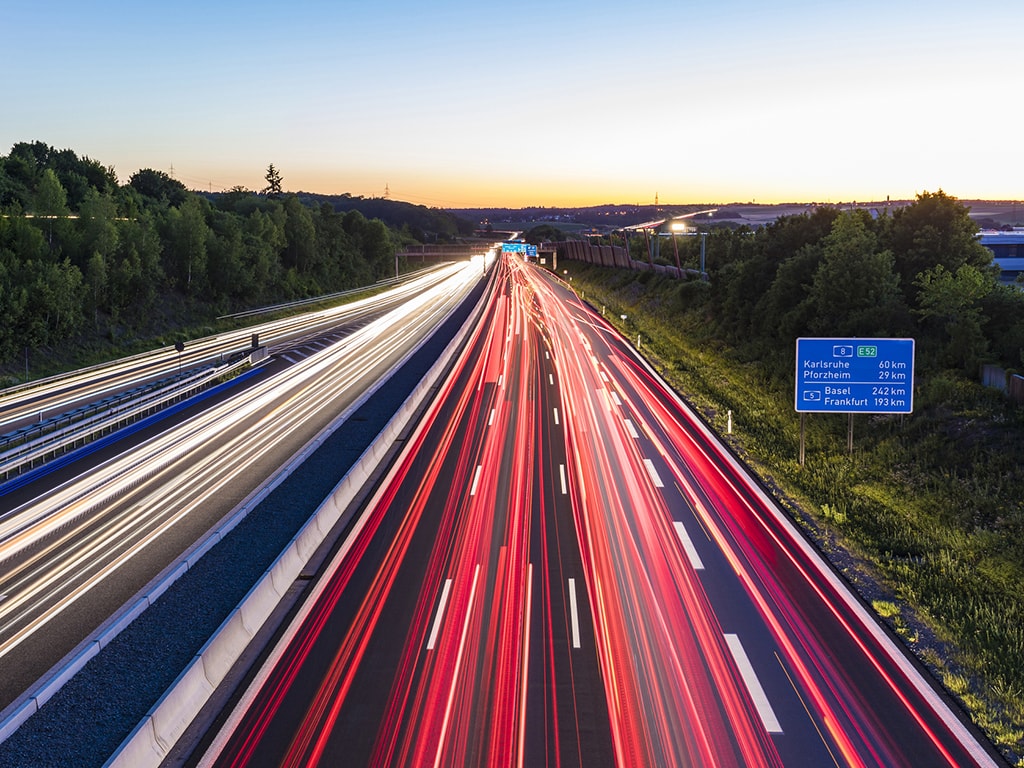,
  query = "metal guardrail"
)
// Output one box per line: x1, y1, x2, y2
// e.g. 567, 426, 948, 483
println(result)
0, 353, 253, 482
